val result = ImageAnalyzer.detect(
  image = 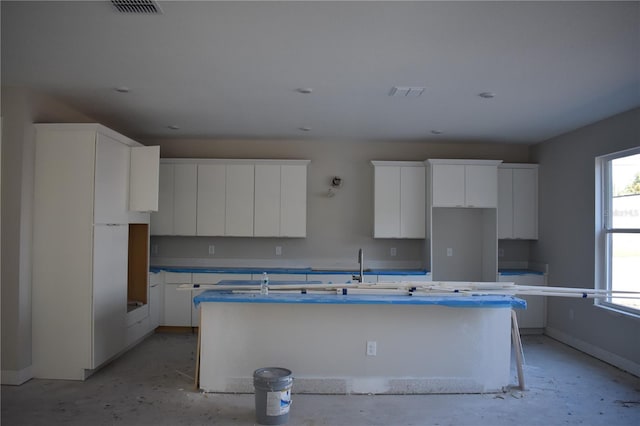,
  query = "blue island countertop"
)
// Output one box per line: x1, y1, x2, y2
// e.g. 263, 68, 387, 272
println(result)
193, 290, 526, 309
150, 266, 430, 275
